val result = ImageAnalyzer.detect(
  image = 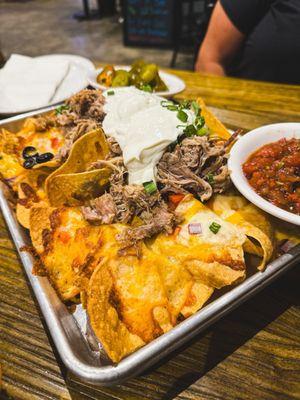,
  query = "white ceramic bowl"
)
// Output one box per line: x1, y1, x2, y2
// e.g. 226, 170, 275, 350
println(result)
228, 123, 300, 225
